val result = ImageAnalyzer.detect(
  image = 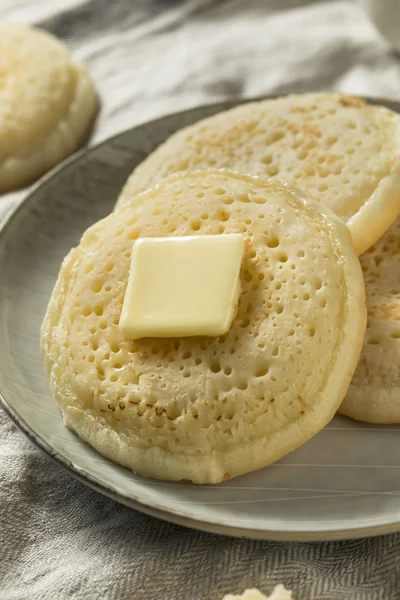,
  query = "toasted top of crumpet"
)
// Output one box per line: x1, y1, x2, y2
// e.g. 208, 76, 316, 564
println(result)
116, 93, 400, 254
